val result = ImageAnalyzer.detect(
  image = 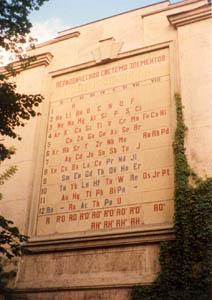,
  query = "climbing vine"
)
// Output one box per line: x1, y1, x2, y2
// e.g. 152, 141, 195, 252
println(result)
132, 94, 212, 300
